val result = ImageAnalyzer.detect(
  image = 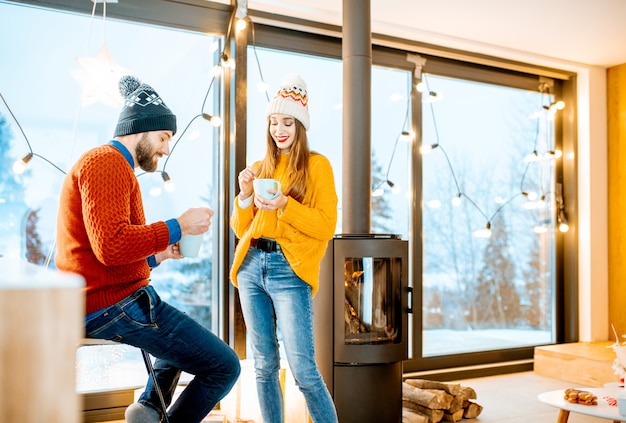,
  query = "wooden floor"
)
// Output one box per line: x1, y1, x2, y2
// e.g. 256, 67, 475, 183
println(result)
100, 342, 623, 423
101, 373, 620, 423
